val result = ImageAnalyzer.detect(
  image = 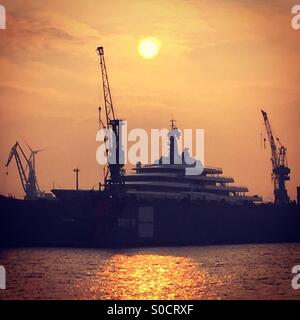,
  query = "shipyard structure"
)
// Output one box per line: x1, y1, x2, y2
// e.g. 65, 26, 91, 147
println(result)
0, 46, 299, 247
